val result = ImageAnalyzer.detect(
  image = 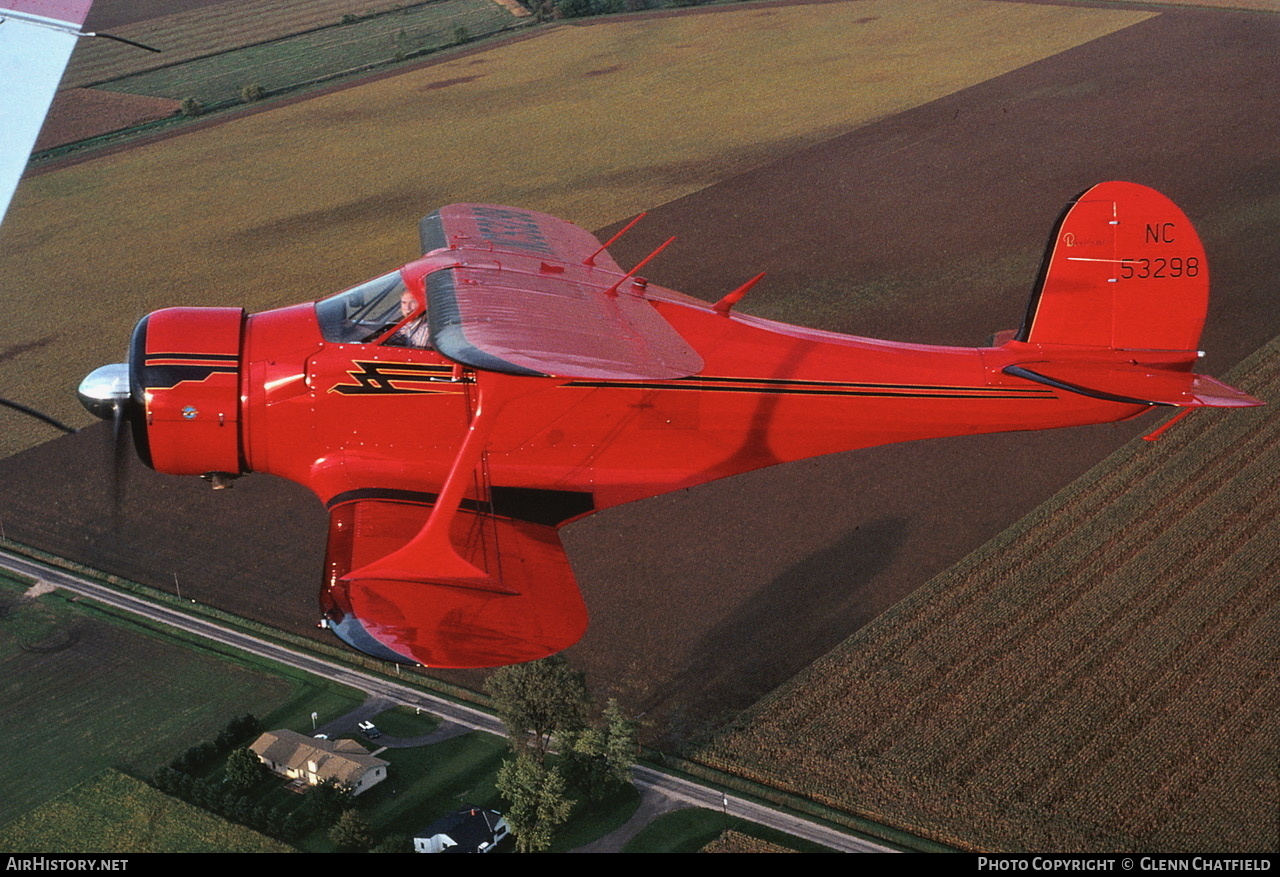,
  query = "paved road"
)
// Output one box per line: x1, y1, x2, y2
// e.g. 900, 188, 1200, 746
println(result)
1, 547, 894, 853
